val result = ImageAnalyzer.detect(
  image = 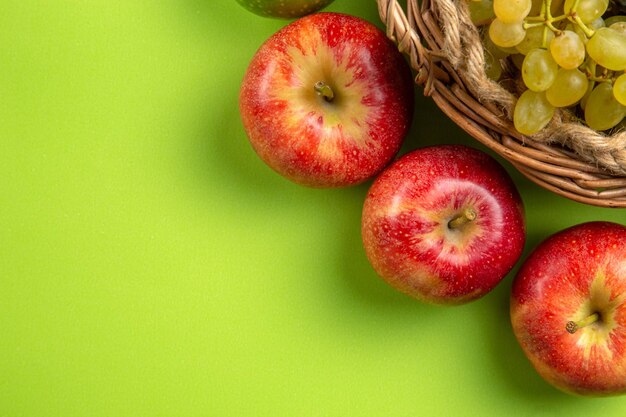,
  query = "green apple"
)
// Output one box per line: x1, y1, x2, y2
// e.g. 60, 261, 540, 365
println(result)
235, 0, 334, 18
